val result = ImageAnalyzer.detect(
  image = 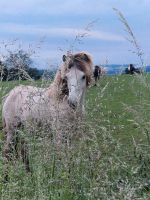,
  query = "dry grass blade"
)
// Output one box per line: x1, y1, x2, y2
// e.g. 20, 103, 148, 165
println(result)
113, 8, 144, 67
